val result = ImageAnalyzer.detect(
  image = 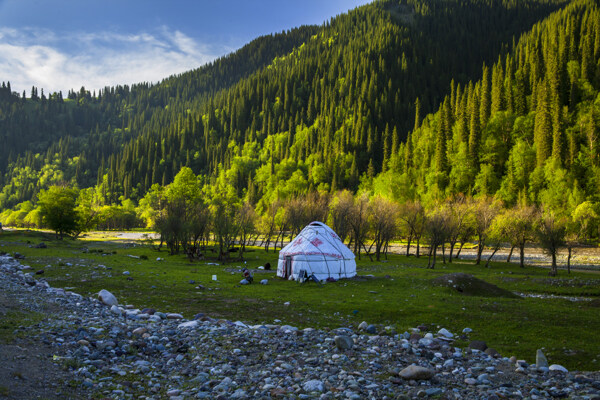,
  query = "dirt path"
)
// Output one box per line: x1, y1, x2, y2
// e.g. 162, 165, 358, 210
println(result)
0, 289, 83, 399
